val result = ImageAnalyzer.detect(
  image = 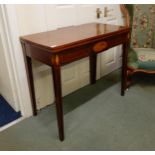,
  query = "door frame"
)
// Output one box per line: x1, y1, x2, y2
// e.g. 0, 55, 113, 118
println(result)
0, 4, 33, 117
